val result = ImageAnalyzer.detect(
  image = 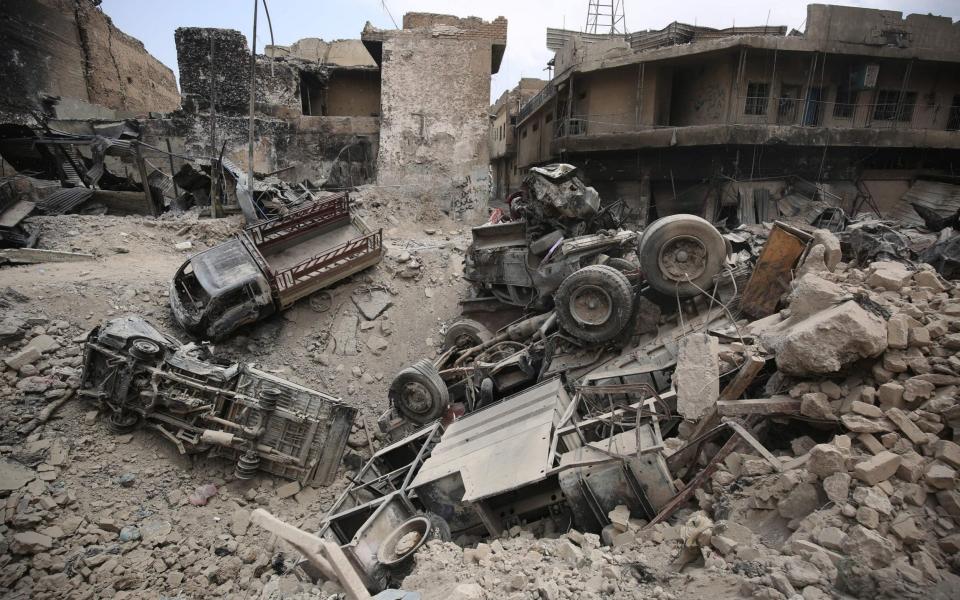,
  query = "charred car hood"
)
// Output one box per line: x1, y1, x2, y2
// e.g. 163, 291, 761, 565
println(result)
189, 238, 265, 296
